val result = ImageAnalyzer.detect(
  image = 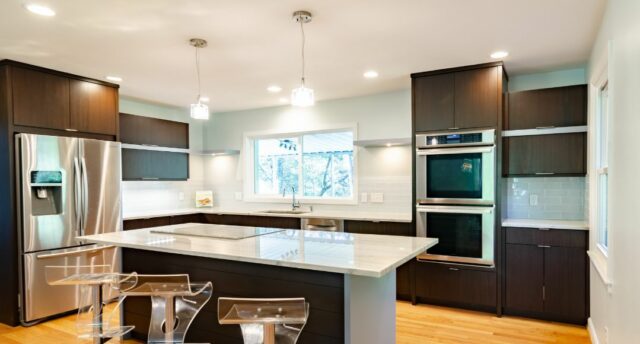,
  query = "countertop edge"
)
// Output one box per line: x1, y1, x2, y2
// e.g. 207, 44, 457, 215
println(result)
502, 218, 589, 231
123, 208, 413, 223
